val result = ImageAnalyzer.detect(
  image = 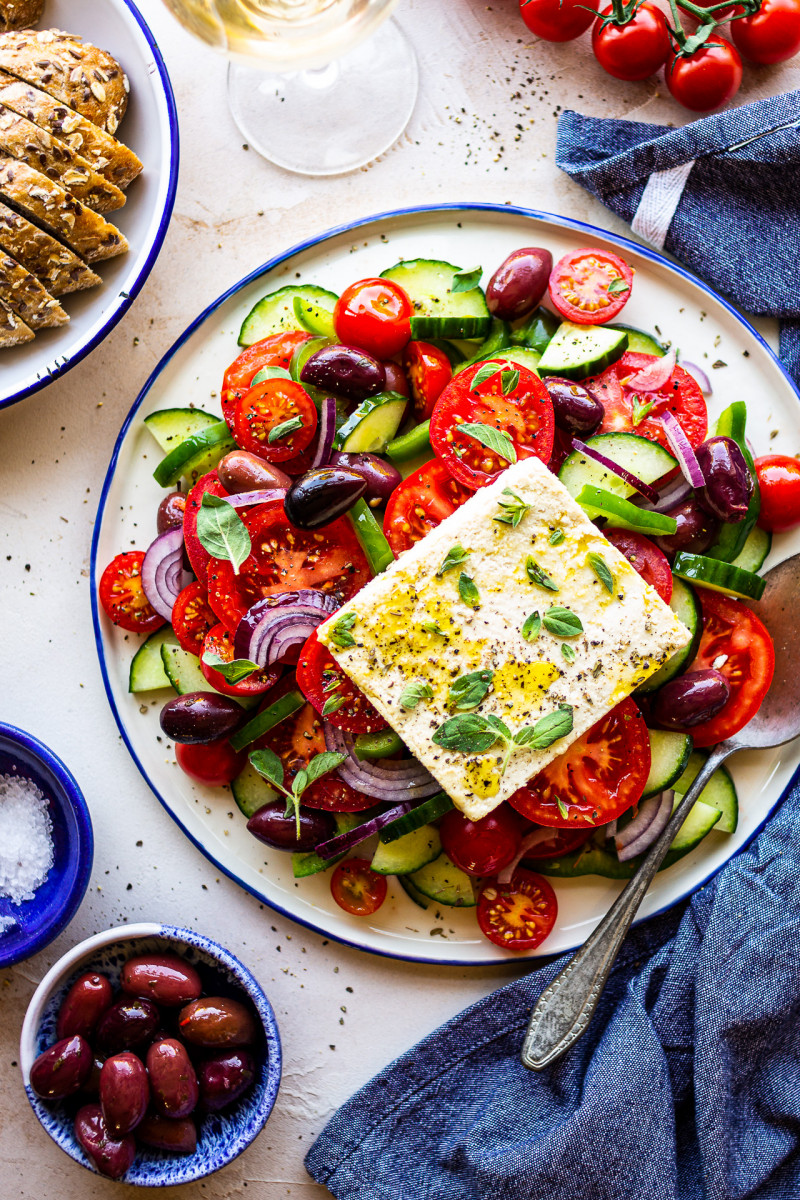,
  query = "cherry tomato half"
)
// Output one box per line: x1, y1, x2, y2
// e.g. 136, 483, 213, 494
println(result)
755, 454, 800, 532
334, 278, 413, 359
221, 331, 312, 428
687, 588, 775, 747
664, 40, 742, 113
200, 624, 281, 697
383, 459, 472, 556
330, 858, 388, 916
233, 379, 318, 463
519, 0, 600, 41
175, 738, 245, 786
403, 341, 453, 422
731, 0, 800, 63
509, 698, 651, 828
590, 352, 708, 451
171, 581, 216, 655
99, 551, 165, 634
477, 869, 557, 952
430, 359, 555, 490
592, 3, 671, 80
295, 628, 387, 734
549, 248, 634, 325
439, 807, 522, 878
604, 529, 673, 603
